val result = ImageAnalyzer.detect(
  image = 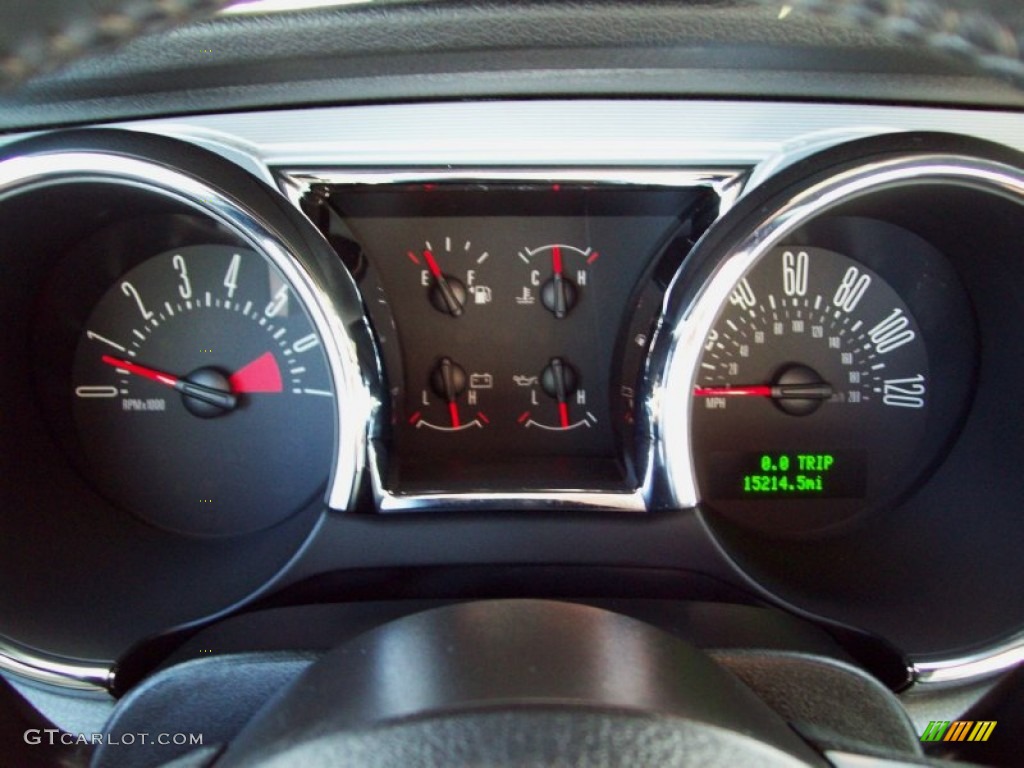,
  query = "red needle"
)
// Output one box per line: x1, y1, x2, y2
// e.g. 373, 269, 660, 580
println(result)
103, 353, 282, 394
448, 400, 461, 428
102, 355, 238, 411
558, 401, 570, 428
102, 355, 177, 387
693, 385, 773, 397
423, 249, 444, 280
552, 245, 563, 276
423, 249, 464, 316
